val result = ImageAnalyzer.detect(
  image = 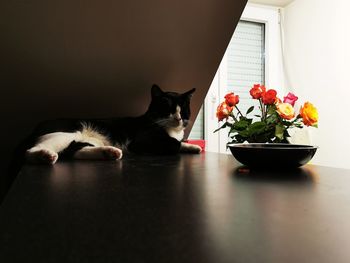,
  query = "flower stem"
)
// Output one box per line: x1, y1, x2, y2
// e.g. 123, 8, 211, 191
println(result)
259, 99, 265, 121
230, 112, 238, 122
235, 106, 244, 118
